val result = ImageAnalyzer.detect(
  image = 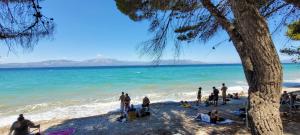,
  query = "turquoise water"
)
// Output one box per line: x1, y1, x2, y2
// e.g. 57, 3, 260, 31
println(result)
0, 64, 299, 126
